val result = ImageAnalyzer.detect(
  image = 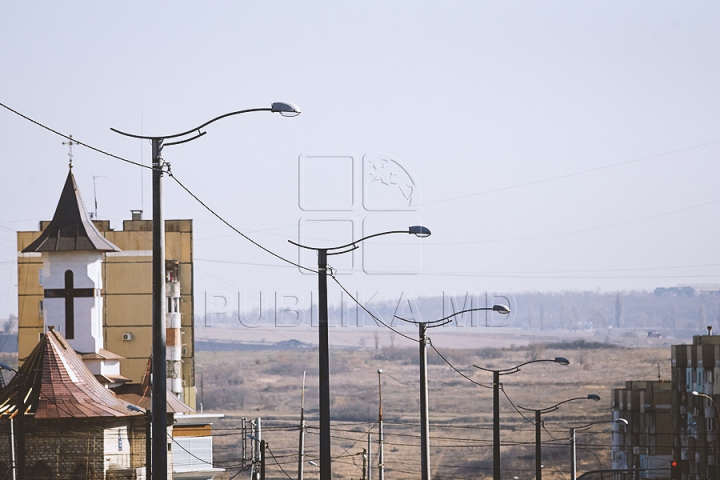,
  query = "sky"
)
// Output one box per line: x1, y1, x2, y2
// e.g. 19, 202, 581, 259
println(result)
1, 2, 719, 322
